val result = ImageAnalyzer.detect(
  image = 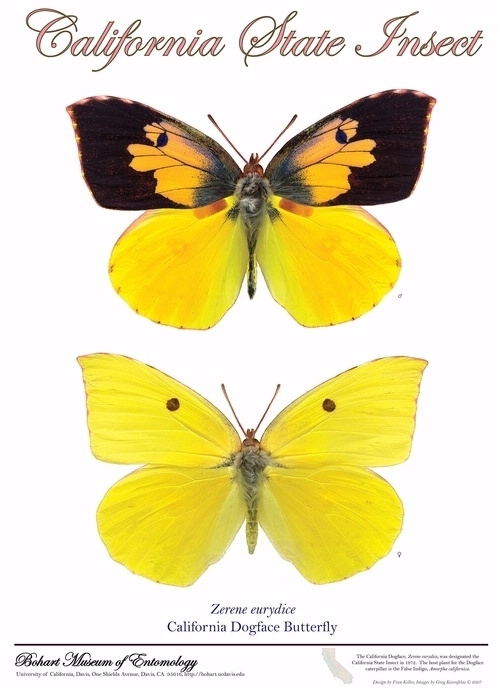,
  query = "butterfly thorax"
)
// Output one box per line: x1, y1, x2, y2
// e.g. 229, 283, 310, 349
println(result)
234, 437, 273, 555
235, 175, 271, 235
233, 174, 273, 299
